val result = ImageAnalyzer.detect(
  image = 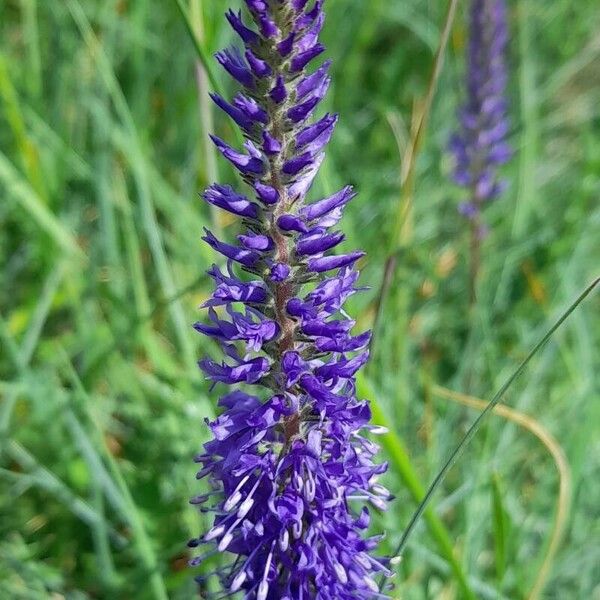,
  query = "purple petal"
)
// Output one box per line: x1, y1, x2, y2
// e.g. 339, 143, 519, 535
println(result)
307, 251, 365, 273
225, 10, 259, 45
301, 186, 355, 221
254, 182, 280, 205
277, 214, 309, 233
215, 48, 254, 88
203, 184, 260, 219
